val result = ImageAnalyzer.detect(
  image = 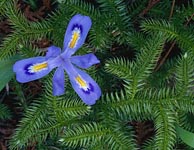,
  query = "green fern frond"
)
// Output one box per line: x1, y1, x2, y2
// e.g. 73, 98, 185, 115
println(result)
0, 1, 52, 59
9, 99, 50, 149
0, 0, 7, 10
141, 19, 194, 53
106, 131, 136, 150
9, 72, 94, 149
148, 0, 171, 18
127, 0, 147, 19
9, 91, 90, 150
137, 87, 175, 101
175, 53, 194, 96
97, 0, 132, 43
25, 21, 52, 40
147, 58, 177, 88
173, 2, 194, 26
0, 103, 11, 119
132, 33, 165, 78
47, 96, 91, 121
89, 19, 110, 49
104, 119, 136, 150
154, 107, 177, 150
101, 91, 152, 121
0, 33, 22, 59
127, 31, 147, 51
0, 26, 51, 59
142, 138, 156, 150
0, 0, 12, 15
59, 122, 108, 148
87, 124, 136, 150
177, 98, 194, 114
0, 17, 51, 59
105, 57, 133, 80
5, 1, 51, 35
61, 0, 100, 18
48, 6, 71, 47
141, 19, 177, 41
178, 113, 194, 132
180, 2, 194, 18
125, 33, 165, 97
18, 43, 39, 58
105, 33, 165, 98
5, 1, 29, 29
42, 73, 92, 119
